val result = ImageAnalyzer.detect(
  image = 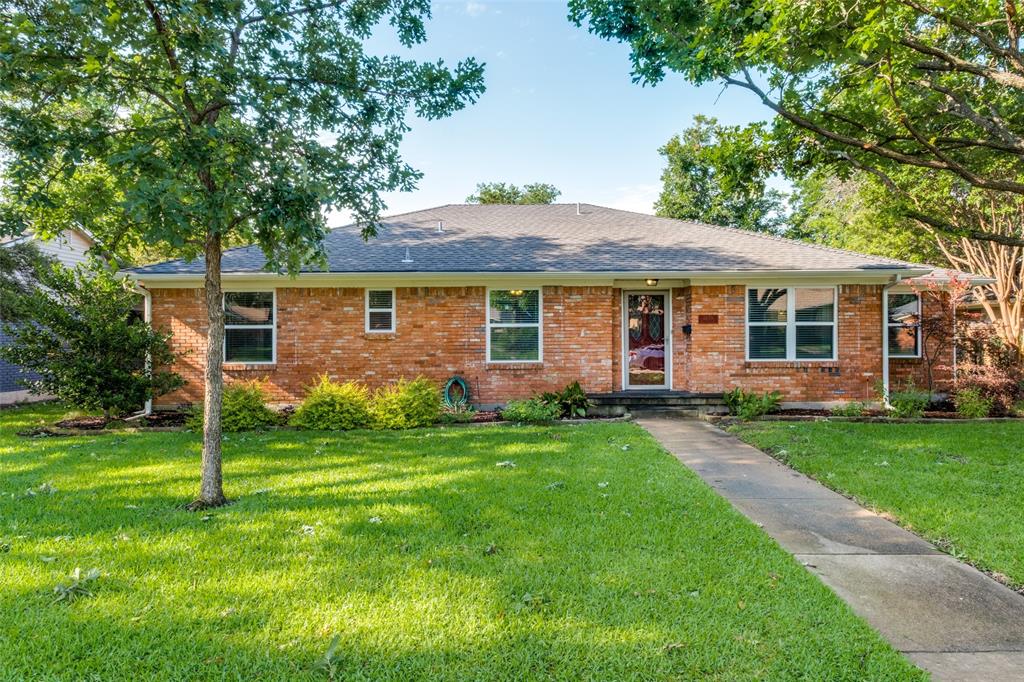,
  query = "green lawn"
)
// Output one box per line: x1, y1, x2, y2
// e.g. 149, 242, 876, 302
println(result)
0, 404, 922, 681
730, 420, 1024, 589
